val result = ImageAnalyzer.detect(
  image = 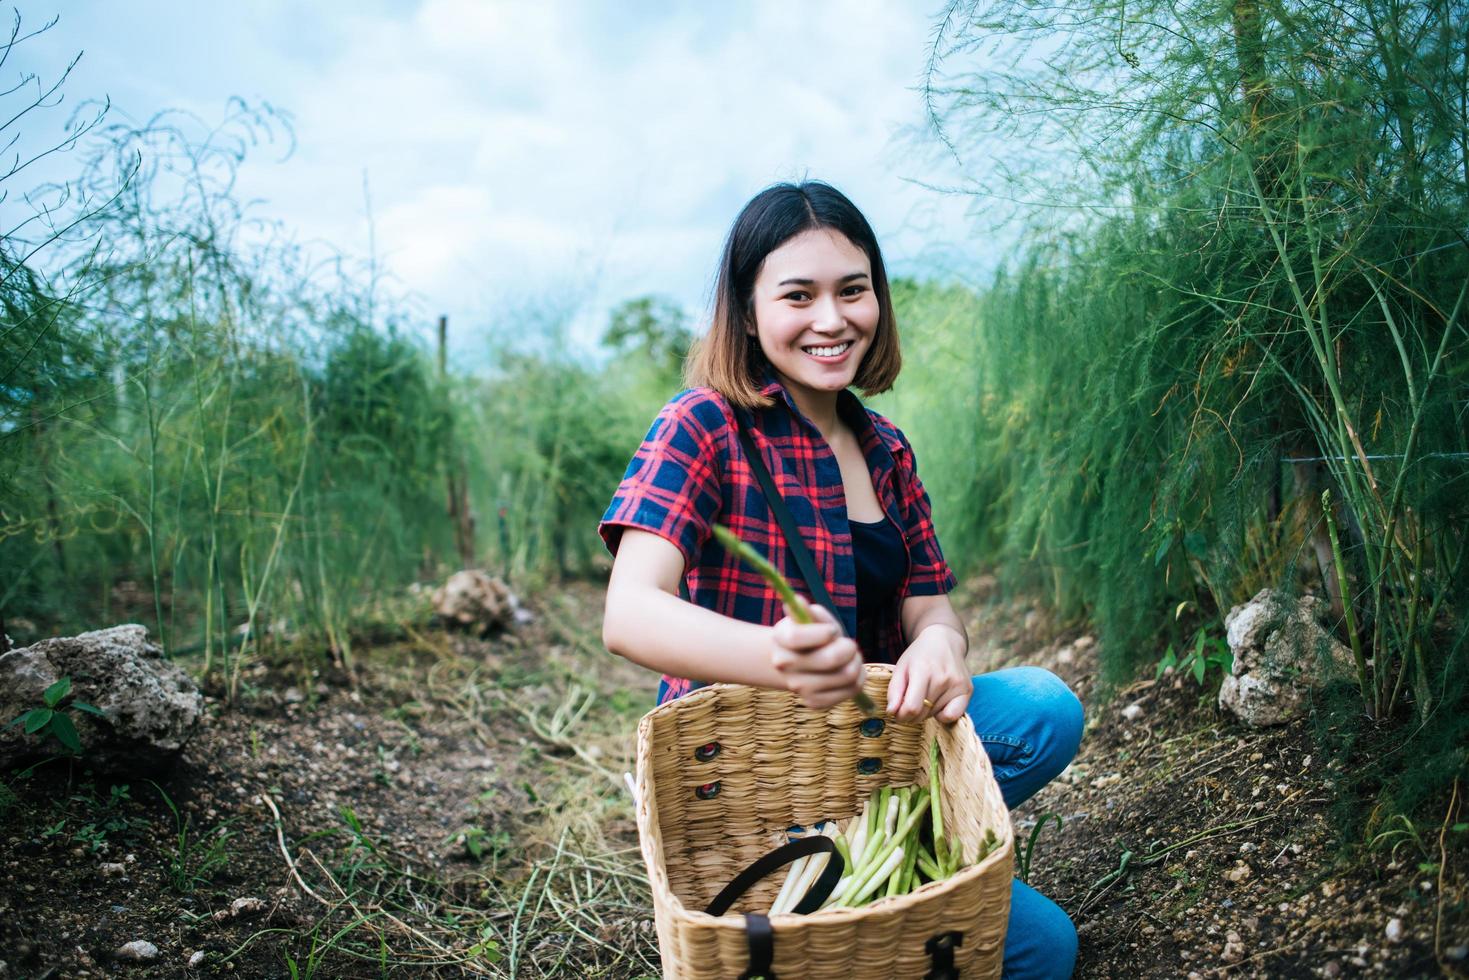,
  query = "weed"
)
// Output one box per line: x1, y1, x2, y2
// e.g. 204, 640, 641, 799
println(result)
1017, 812, 1064, 883
1157, 622, 1233, 689
150, 781, 235, 893
450, 824, 511, 864
4, 677, 107, 755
